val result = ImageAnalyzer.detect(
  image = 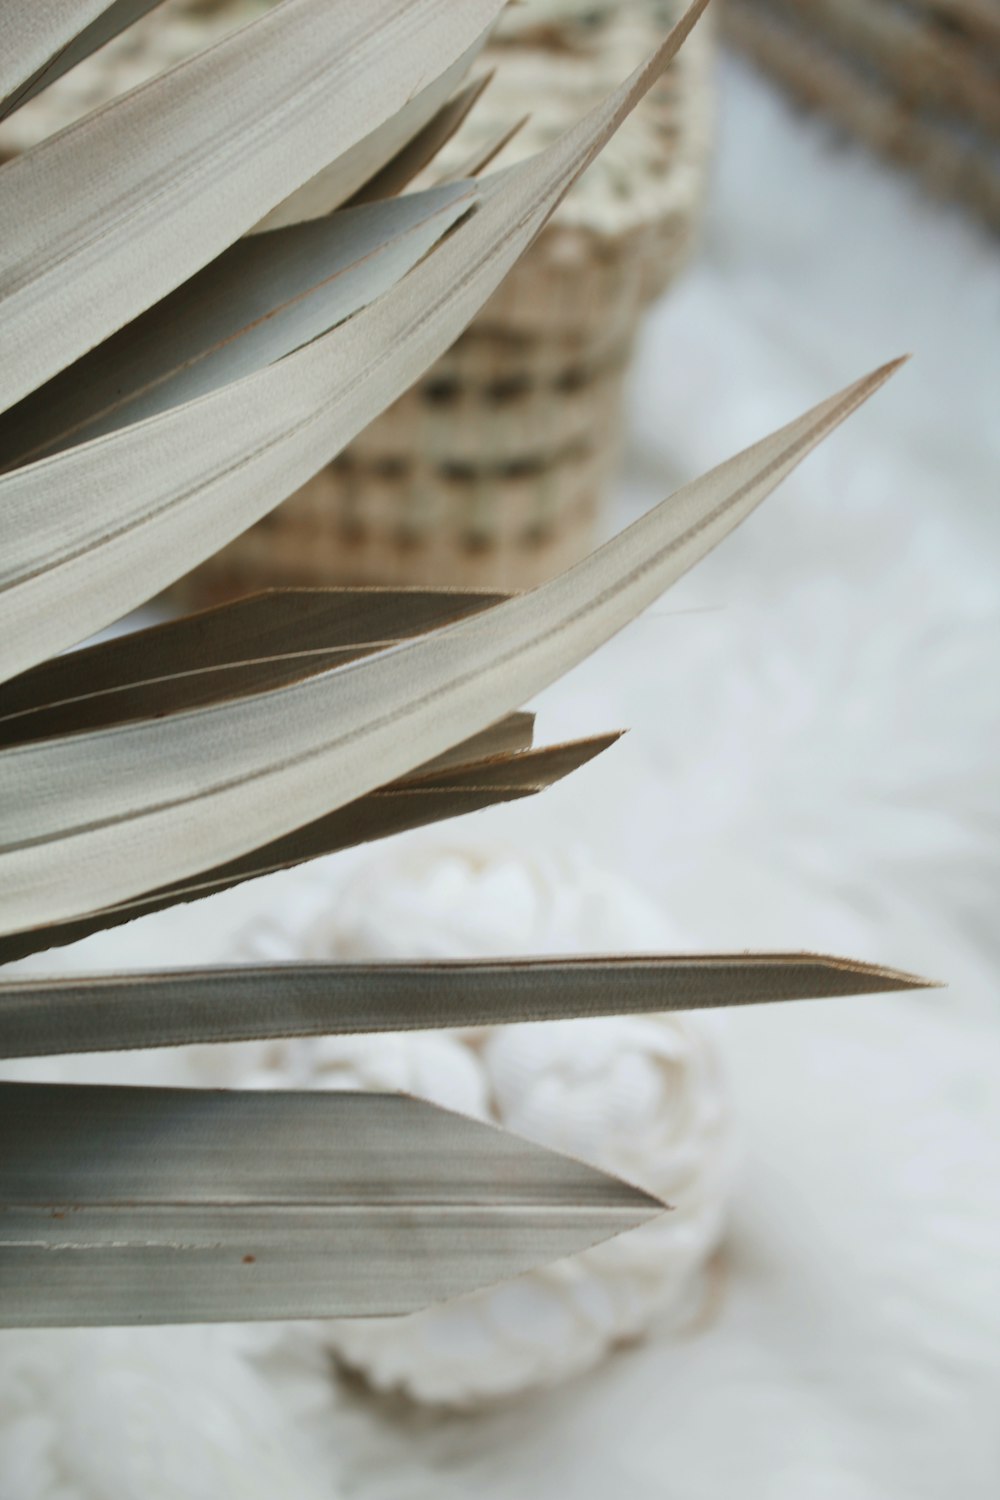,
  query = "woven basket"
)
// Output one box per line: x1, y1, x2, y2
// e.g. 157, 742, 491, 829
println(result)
0, 0, 715, 597
726, 0, 1000, 231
